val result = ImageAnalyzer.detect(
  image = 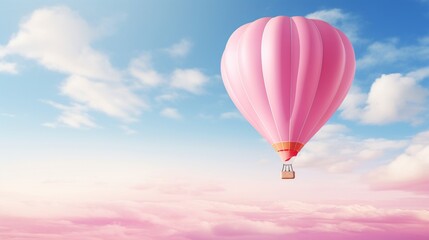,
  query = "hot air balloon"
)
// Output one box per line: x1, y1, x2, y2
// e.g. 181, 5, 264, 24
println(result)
220, 16, 355, 179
